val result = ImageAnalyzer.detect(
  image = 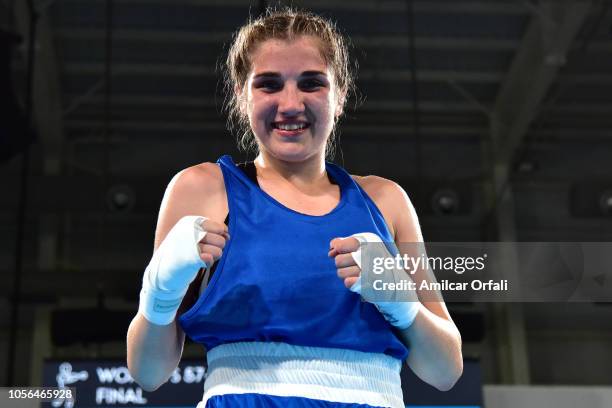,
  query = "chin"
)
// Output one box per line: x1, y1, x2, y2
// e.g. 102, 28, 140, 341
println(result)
256, 130, 327, 162
267, 144, 319, 163
271, 150, 312, 163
